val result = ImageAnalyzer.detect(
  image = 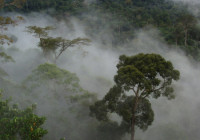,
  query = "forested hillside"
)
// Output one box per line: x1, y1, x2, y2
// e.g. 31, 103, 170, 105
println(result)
3, 0, 200, 60
1, 0, 200, 140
